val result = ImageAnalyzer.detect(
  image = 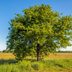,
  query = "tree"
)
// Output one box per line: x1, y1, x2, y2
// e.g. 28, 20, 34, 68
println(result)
7, 4, 72, 61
